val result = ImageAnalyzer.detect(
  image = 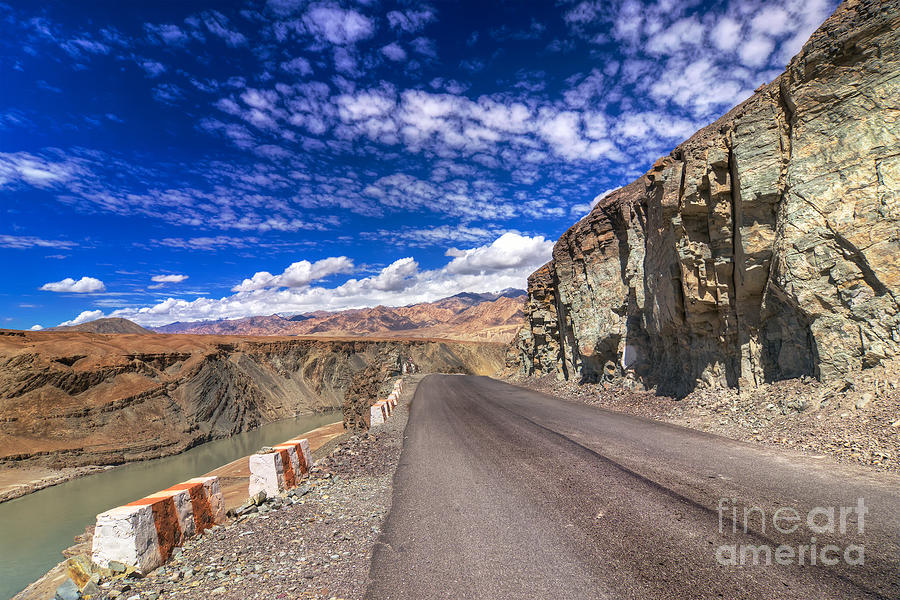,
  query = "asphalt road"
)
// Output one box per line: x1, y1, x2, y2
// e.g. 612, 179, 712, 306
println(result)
366, 375, 900, 600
